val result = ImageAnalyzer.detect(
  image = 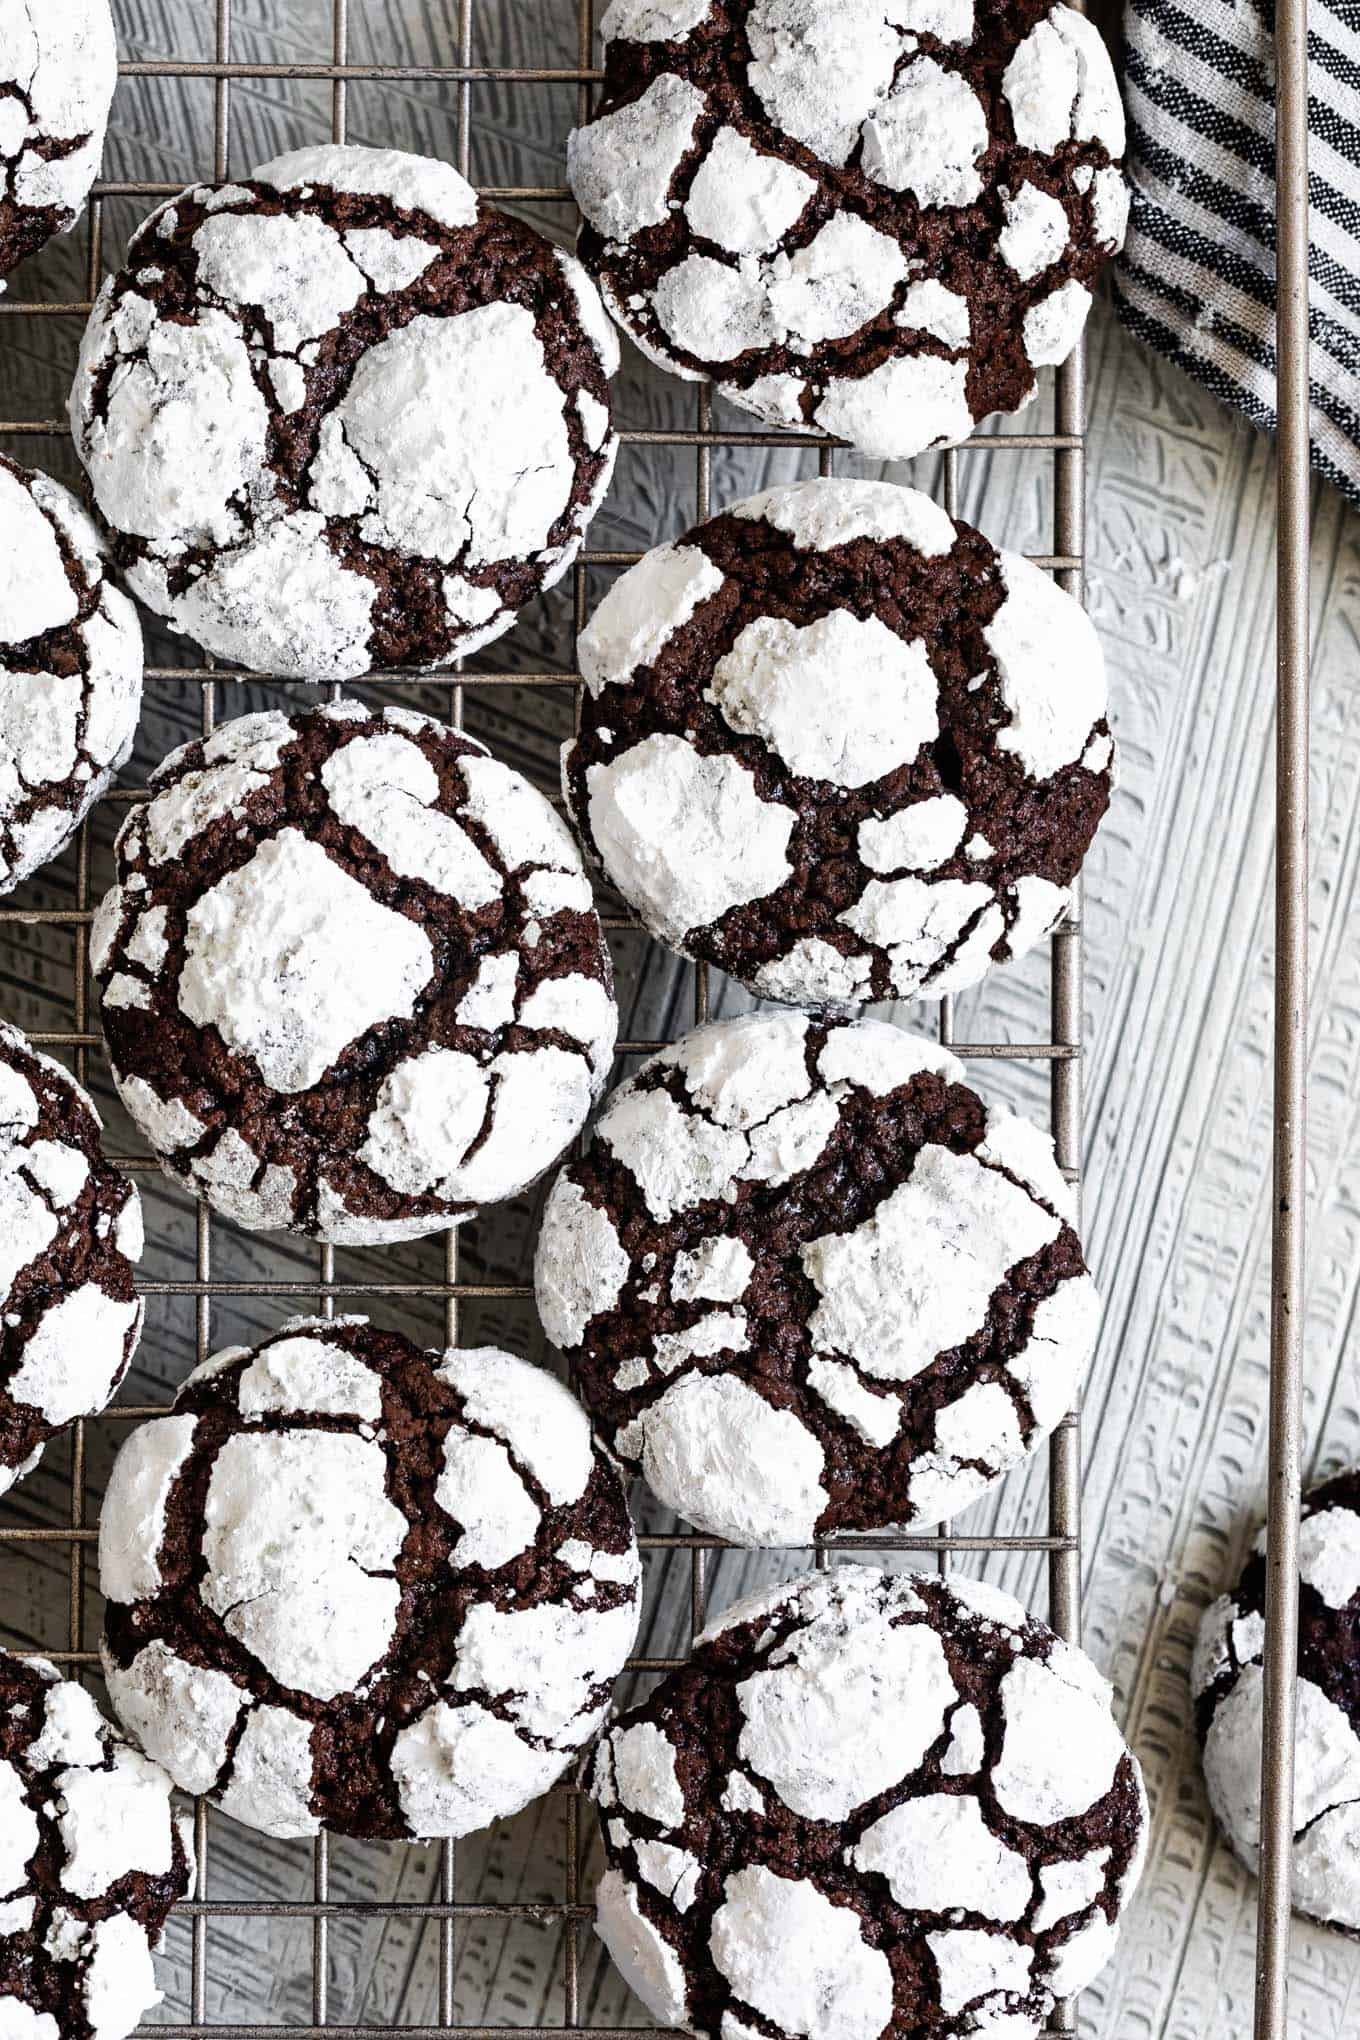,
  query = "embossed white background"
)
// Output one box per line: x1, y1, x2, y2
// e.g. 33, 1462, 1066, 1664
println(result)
0, 1, 1352, 2034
